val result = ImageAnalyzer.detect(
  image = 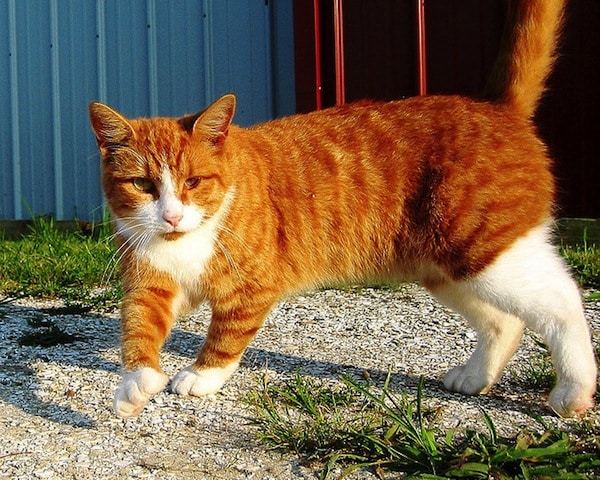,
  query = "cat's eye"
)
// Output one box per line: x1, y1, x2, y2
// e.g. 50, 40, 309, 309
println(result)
132, 177, 156, 193
184, 177, 201, 189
